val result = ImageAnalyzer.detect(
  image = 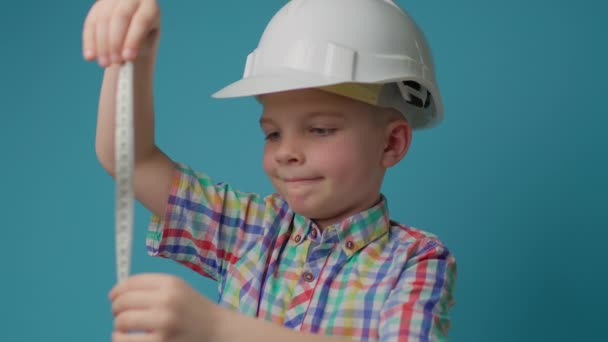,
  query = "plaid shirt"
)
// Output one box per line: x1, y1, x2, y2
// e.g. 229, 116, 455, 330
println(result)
146, 163, 457, 341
